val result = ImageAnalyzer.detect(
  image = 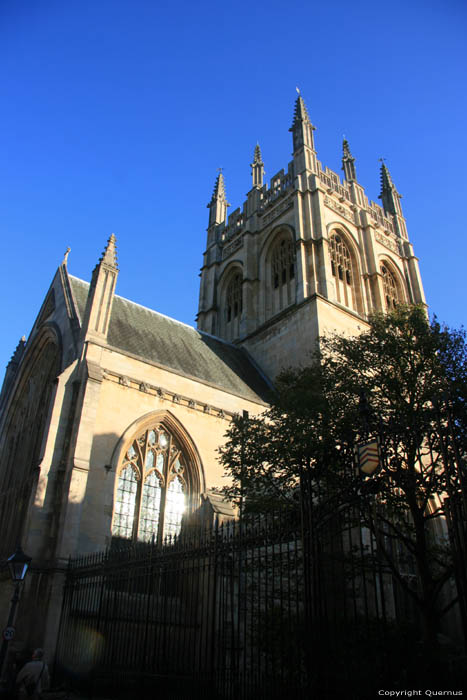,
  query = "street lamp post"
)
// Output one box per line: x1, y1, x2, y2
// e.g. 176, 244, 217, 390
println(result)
0, 546, 32, 681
